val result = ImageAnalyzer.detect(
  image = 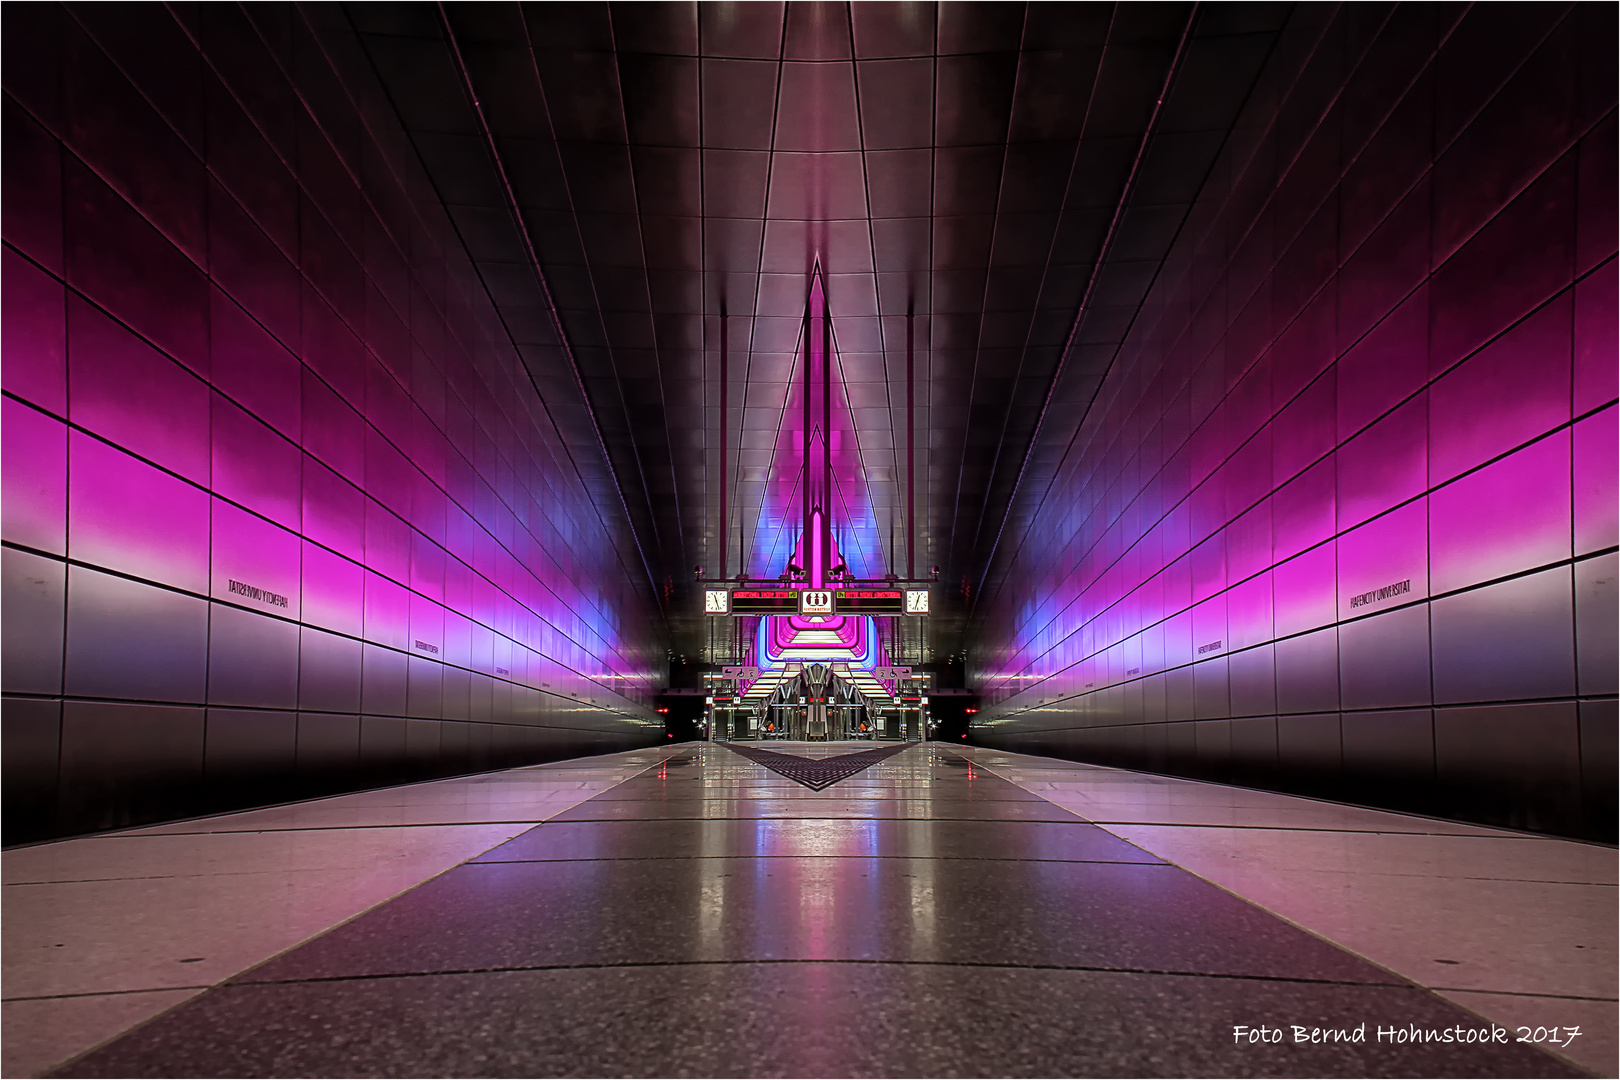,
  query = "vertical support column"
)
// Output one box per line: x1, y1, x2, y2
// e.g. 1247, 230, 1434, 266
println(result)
802, 303, 812, 566
719, 309, 727, 581
823, 282, 832, 568
906, 307, 915, 580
